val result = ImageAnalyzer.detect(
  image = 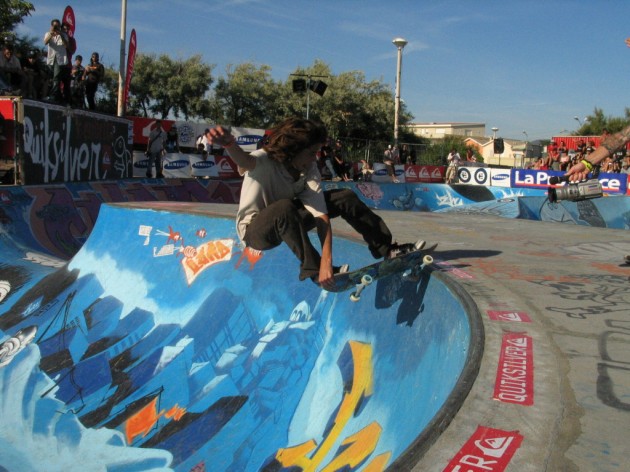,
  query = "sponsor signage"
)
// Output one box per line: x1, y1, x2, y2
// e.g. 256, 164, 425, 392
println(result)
405, 165, 444, 183
512, 169, 627, 195
490, 169, 511, 187
458, 167, 490, 186
493, 332, 534, 405
444, 426, 523, 471
487, 311, 531, 323
128, 117, 264, 153
21, 101, 132, 183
